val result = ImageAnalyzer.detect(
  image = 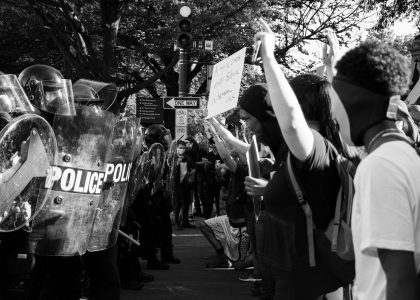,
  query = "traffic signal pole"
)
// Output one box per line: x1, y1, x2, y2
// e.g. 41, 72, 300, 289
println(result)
179, 48, 188, 97
177, 1, 192, 97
